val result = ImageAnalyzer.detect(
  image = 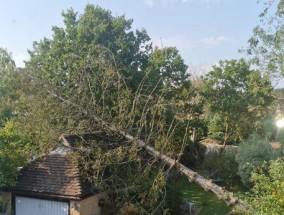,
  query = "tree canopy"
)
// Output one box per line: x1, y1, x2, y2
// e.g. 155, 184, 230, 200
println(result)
27, 5, 152, 92
0, 48, 31, 187
202, 59, 273, 145
246, 0, 284, 79
0, 48, 16, 126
